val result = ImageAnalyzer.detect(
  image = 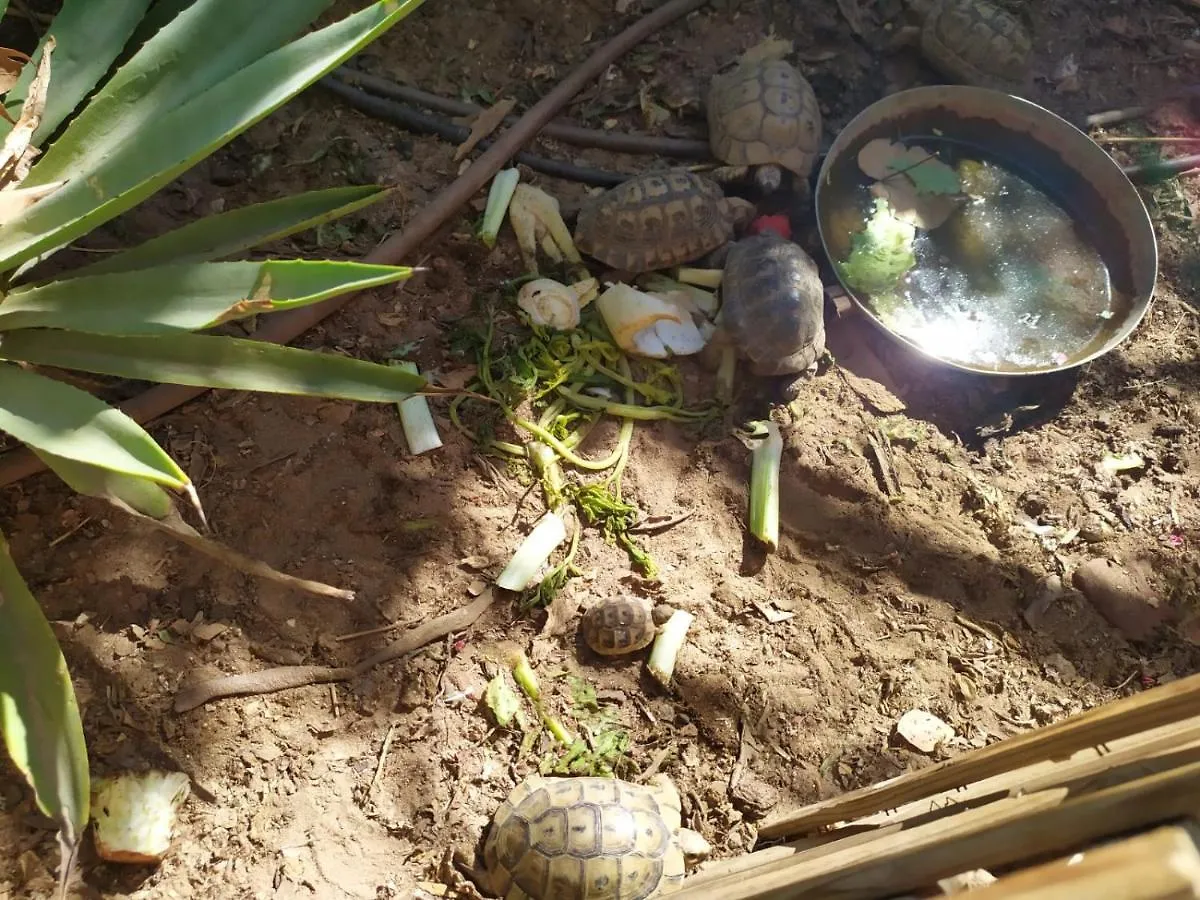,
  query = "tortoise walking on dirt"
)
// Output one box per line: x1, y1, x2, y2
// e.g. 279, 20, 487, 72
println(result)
573, 169, 756, 275
481, 773, 711, 900
898, 0, 1033, 92
719, 230, 827, 394
706, 55, 823, 194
